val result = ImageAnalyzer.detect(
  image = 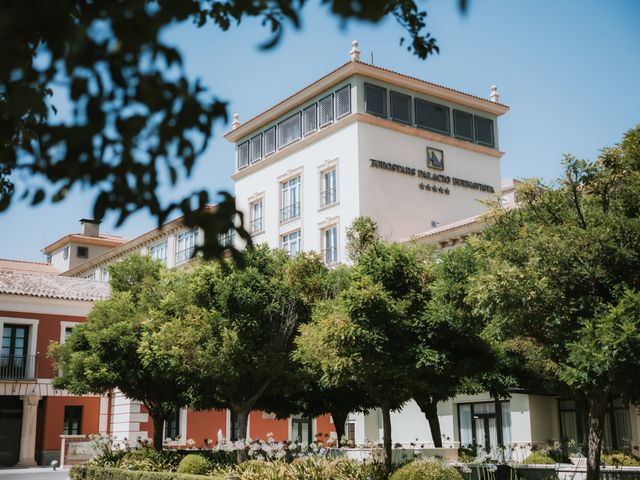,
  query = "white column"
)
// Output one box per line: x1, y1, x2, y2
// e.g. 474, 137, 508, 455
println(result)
18, 395, 41, 466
